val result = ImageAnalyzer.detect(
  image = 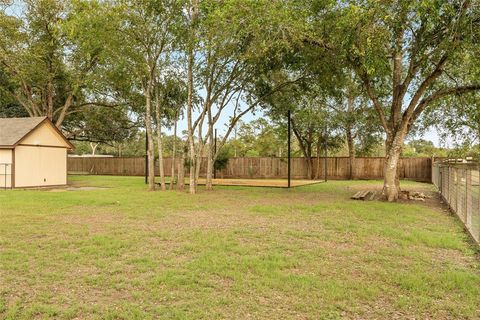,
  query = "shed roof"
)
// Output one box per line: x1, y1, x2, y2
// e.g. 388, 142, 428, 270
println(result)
0, 117, 73, 149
